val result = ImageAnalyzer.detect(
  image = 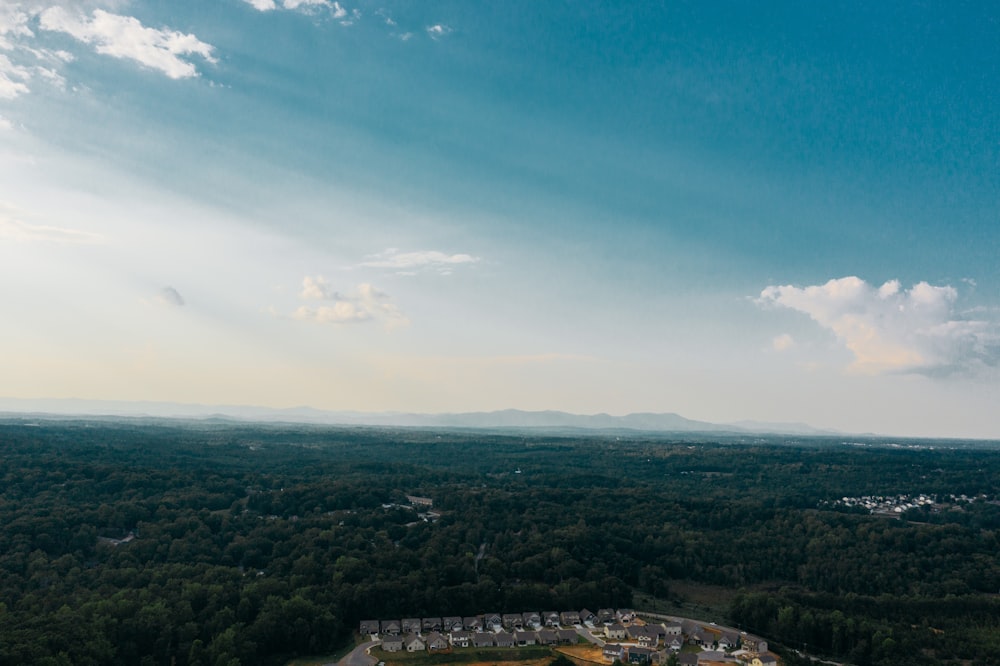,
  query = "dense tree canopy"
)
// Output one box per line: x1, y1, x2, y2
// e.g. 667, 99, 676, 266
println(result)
0, 419, 997, 665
